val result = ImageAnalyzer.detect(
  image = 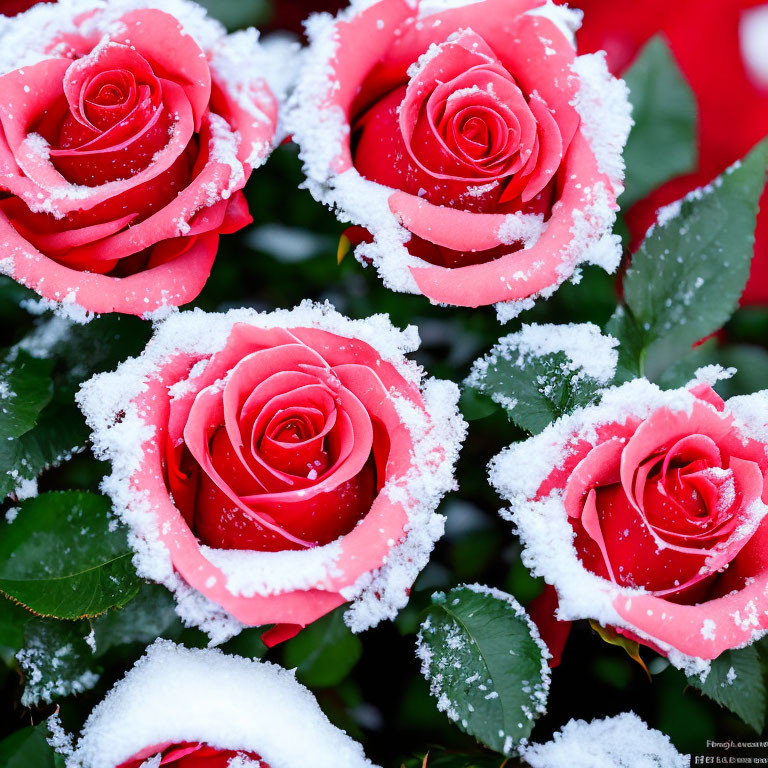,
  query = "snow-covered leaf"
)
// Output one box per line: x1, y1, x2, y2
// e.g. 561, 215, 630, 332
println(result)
417, 585, 550, 754
621, 36, 698, 209
608, 138, 768, 380
465, 324, 617, 434
92, 583, 183, 656
0, 390, 88, 499
18, 618, 100, 706
283, 607, 363, 688
0, 492, 141, 619
687, 645, 766, 733
0, 350, 53, 440
0, 723, 62, 768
